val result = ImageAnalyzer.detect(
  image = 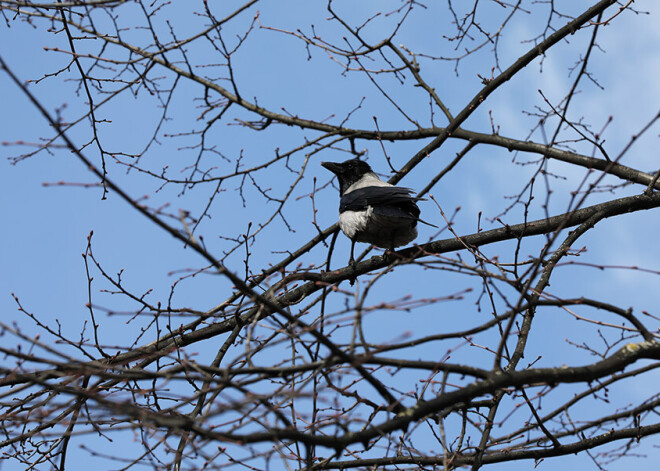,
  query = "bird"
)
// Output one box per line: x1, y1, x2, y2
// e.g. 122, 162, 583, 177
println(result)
321, 157, 435, 269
